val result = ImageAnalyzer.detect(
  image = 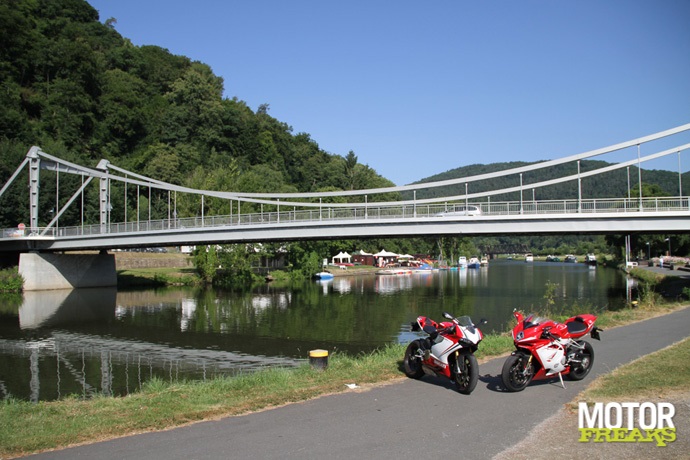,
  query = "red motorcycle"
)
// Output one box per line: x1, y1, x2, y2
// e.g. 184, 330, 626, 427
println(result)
404, 312, 485, 395
501, 310, 602, 392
